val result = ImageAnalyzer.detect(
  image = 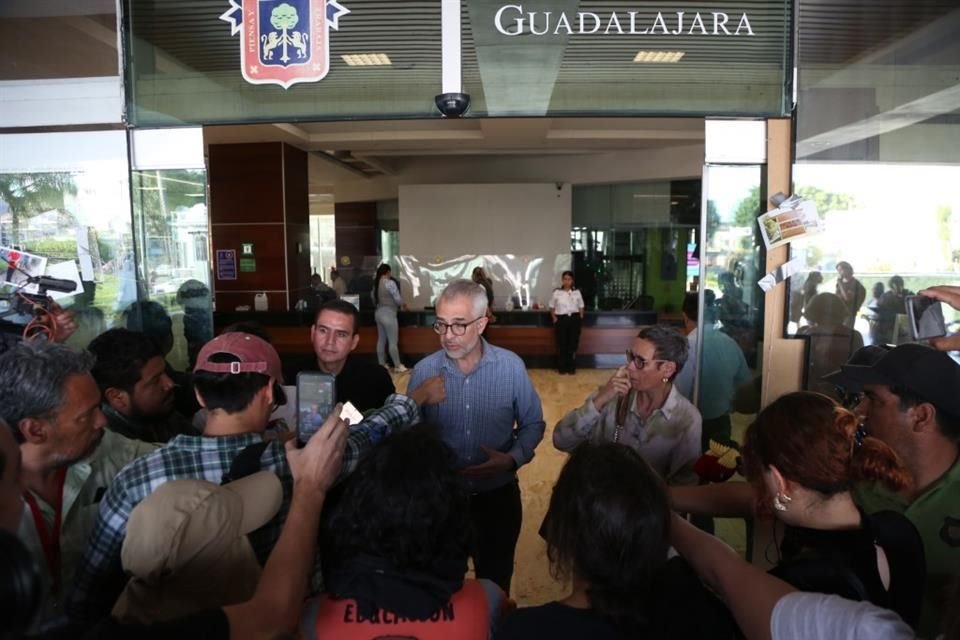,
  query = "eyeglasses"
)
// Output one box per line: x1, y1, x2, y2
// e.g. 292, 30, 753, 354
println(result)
433, 317, 483, 336
625, 350, 667, 369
